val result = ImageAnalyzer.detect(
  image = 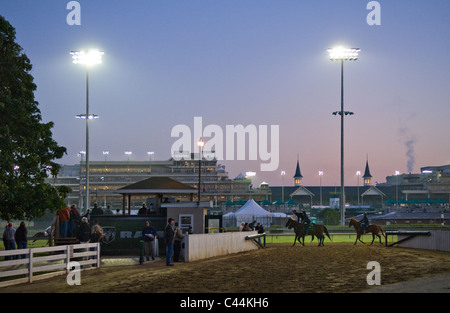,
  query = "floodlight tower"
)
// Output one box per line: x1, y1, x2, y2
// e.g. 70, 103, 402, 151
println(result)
328, 47, 359, 226
71, 50, 104, 212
